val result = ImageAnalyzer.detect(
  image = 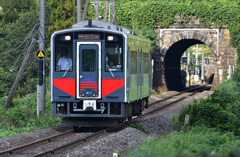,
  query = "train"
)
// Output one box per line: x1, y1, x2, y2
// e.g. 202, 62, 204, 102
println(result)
51, 19, 152, 127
